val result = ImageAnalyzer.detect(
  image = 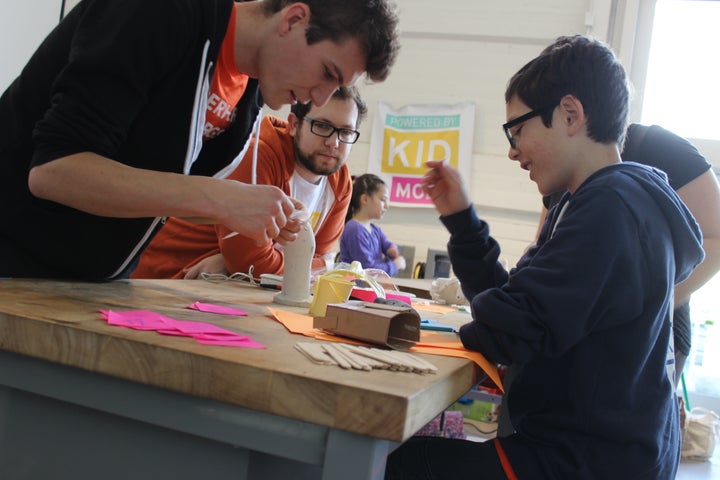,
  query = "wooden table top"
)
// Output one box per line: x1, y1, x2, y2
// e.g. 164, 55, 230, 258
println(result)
0, 278, 480, 442
390, 277, 435, 299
